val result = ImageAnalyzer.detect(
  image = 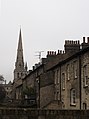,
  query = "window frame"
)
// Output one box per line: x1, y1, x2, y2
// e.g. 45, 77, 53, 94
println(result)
70, 89, 76, 106
67, 64, 70, 80
73, 61, 78, 79
83, 65, 88, 87
62, 73, 65, 90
